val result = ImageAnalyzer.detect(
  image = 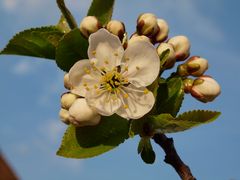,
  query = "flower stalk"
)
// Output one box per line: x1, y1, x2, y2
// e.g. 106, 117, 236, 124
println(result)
56, 0, 78, 29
